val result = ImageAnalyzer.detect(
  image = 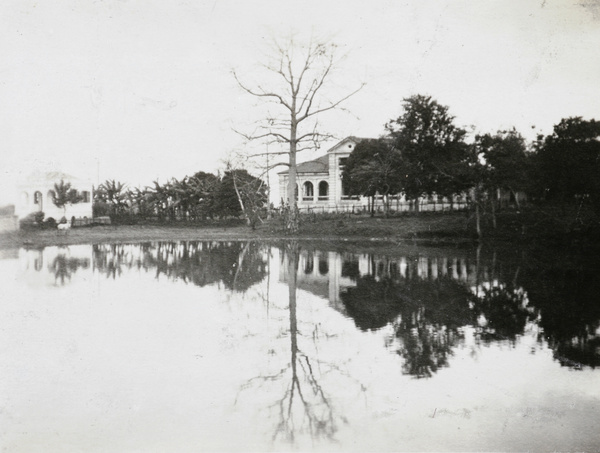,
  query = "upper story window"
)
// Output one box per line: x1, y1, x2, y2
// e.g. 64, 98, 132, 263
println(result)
82, 191, 90, 203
